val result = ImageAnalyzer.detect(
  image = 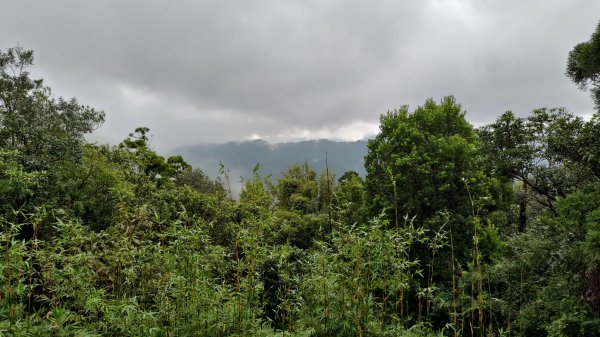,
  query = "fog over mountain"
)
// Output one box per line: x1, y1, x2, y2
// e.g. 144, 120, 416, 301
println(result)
174, 139, 368, 194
